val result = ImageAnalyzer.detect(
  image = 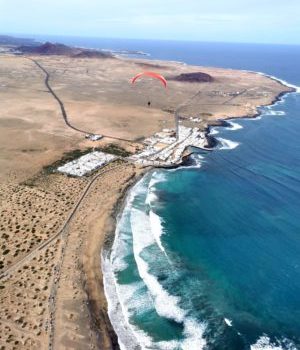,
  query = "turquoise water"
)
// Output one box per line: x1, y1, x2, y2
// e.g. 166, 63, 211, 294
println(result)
104, 94, 300, 350
42, 37, 300, 349
19, 34, 300, 348
99, 41, 300, 349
